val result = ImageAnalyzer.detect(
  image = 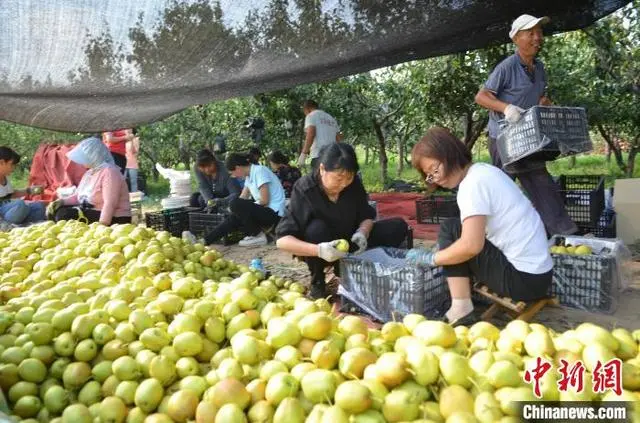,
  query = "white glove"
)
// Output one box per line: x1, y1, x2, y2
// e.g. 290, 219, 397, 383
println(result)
317, 240, 347, 263
350, 230, 368, 254
297, 153, 308, 168
504, 104, 525, 124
